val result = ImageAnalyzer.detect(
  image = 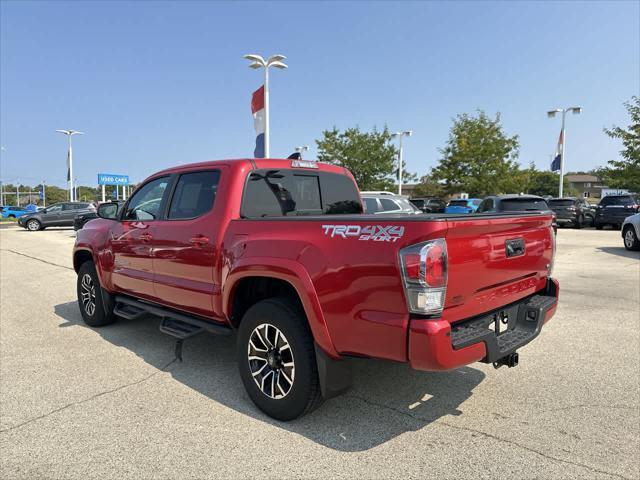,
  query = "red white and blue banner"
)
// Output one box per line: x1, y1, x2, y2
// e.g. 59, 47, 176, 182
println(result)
550, 129, 563, 172
251, 85, 265, 158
